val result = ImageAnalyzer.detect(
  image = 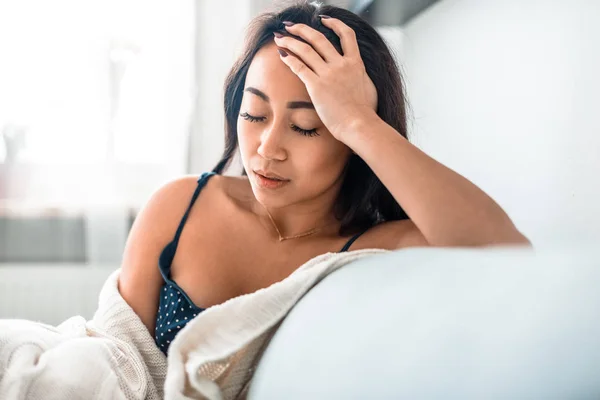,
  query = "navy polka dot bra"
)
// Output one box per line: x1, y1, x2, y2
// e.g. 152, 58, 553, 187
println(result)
154, 172, 368, 355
